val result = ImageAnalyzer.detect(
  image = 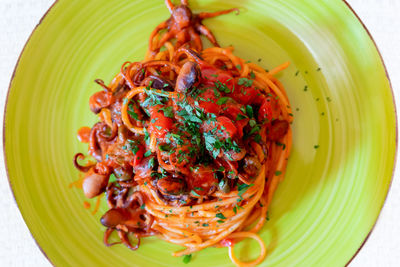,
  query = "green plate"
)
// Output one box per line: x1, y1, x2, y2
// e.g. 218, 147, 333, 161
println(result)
4, 0, 396, 266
